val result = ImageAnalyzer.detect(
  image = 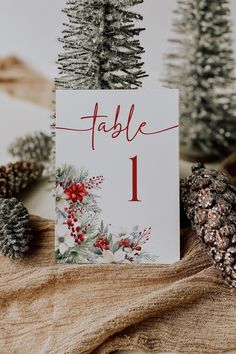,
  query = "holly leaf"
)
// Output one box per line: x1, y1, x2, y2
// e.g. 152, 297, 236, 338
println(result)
113, 242, 121, 253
